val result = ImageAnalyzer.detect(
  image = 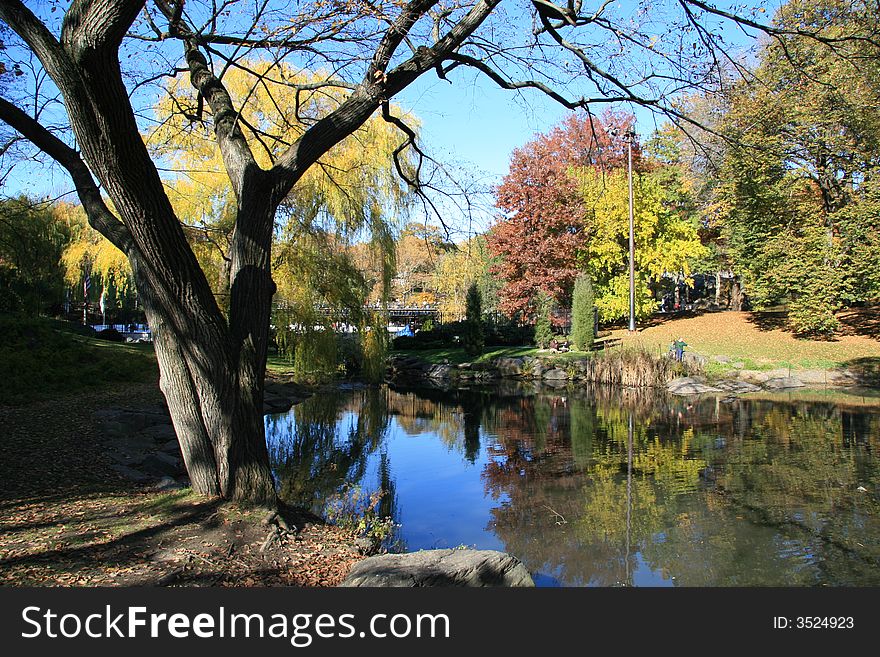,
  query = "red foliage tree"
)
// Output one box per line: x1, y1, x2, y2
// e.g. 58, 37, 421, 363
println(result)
489, 110, 641, 319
